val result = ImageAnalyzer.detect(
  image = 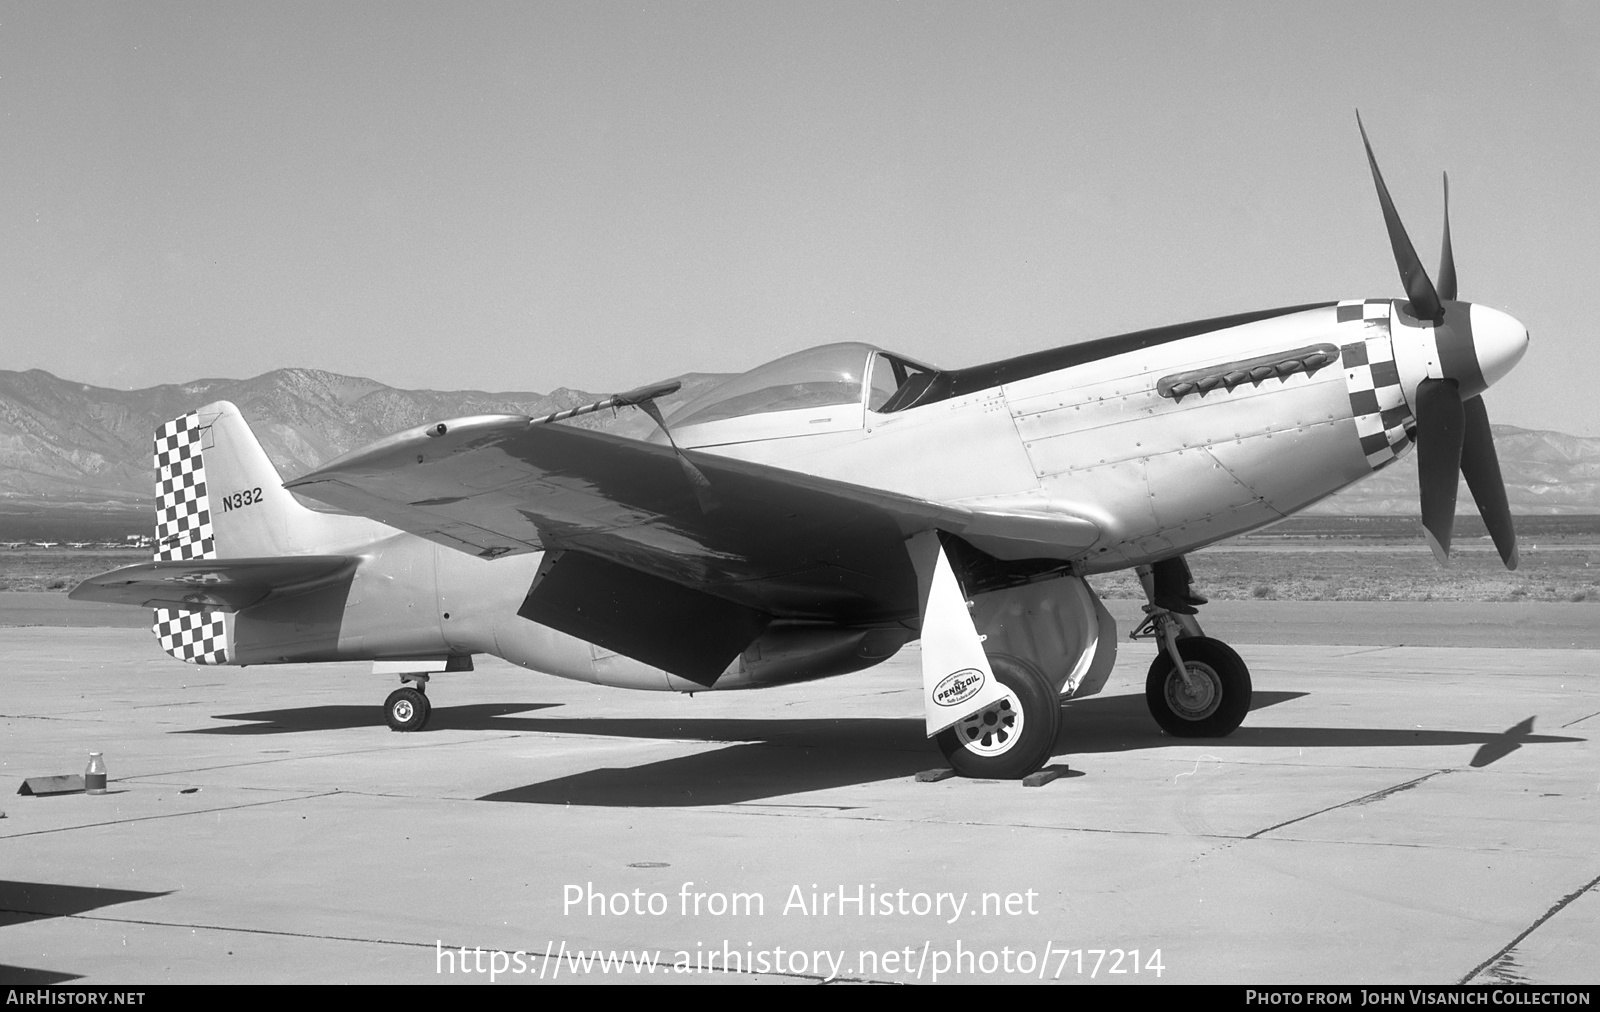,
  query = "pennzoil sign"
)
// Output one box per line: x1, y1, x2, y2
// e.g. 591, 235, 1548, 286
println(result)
934, 668, 985, 707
